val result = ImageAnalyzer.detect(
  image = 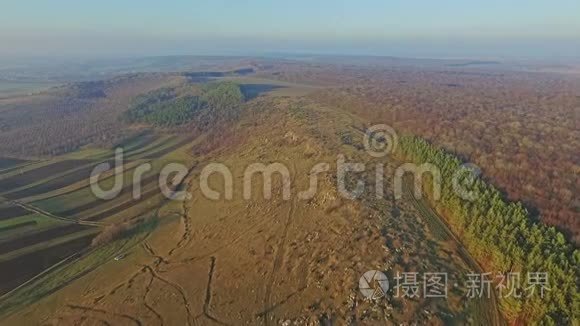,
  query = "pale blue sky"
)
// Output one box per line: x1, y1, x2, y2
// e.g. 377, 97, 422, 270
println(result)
1, 0, 579, 58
